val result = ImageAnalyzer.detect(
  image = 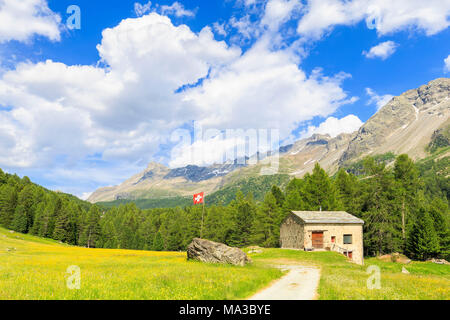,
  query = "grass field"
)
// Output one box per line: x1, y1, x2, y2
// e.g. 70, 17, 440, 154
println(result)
1, 227, 449, 300
249, 249, 450, 300
0, 227, 281, 300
